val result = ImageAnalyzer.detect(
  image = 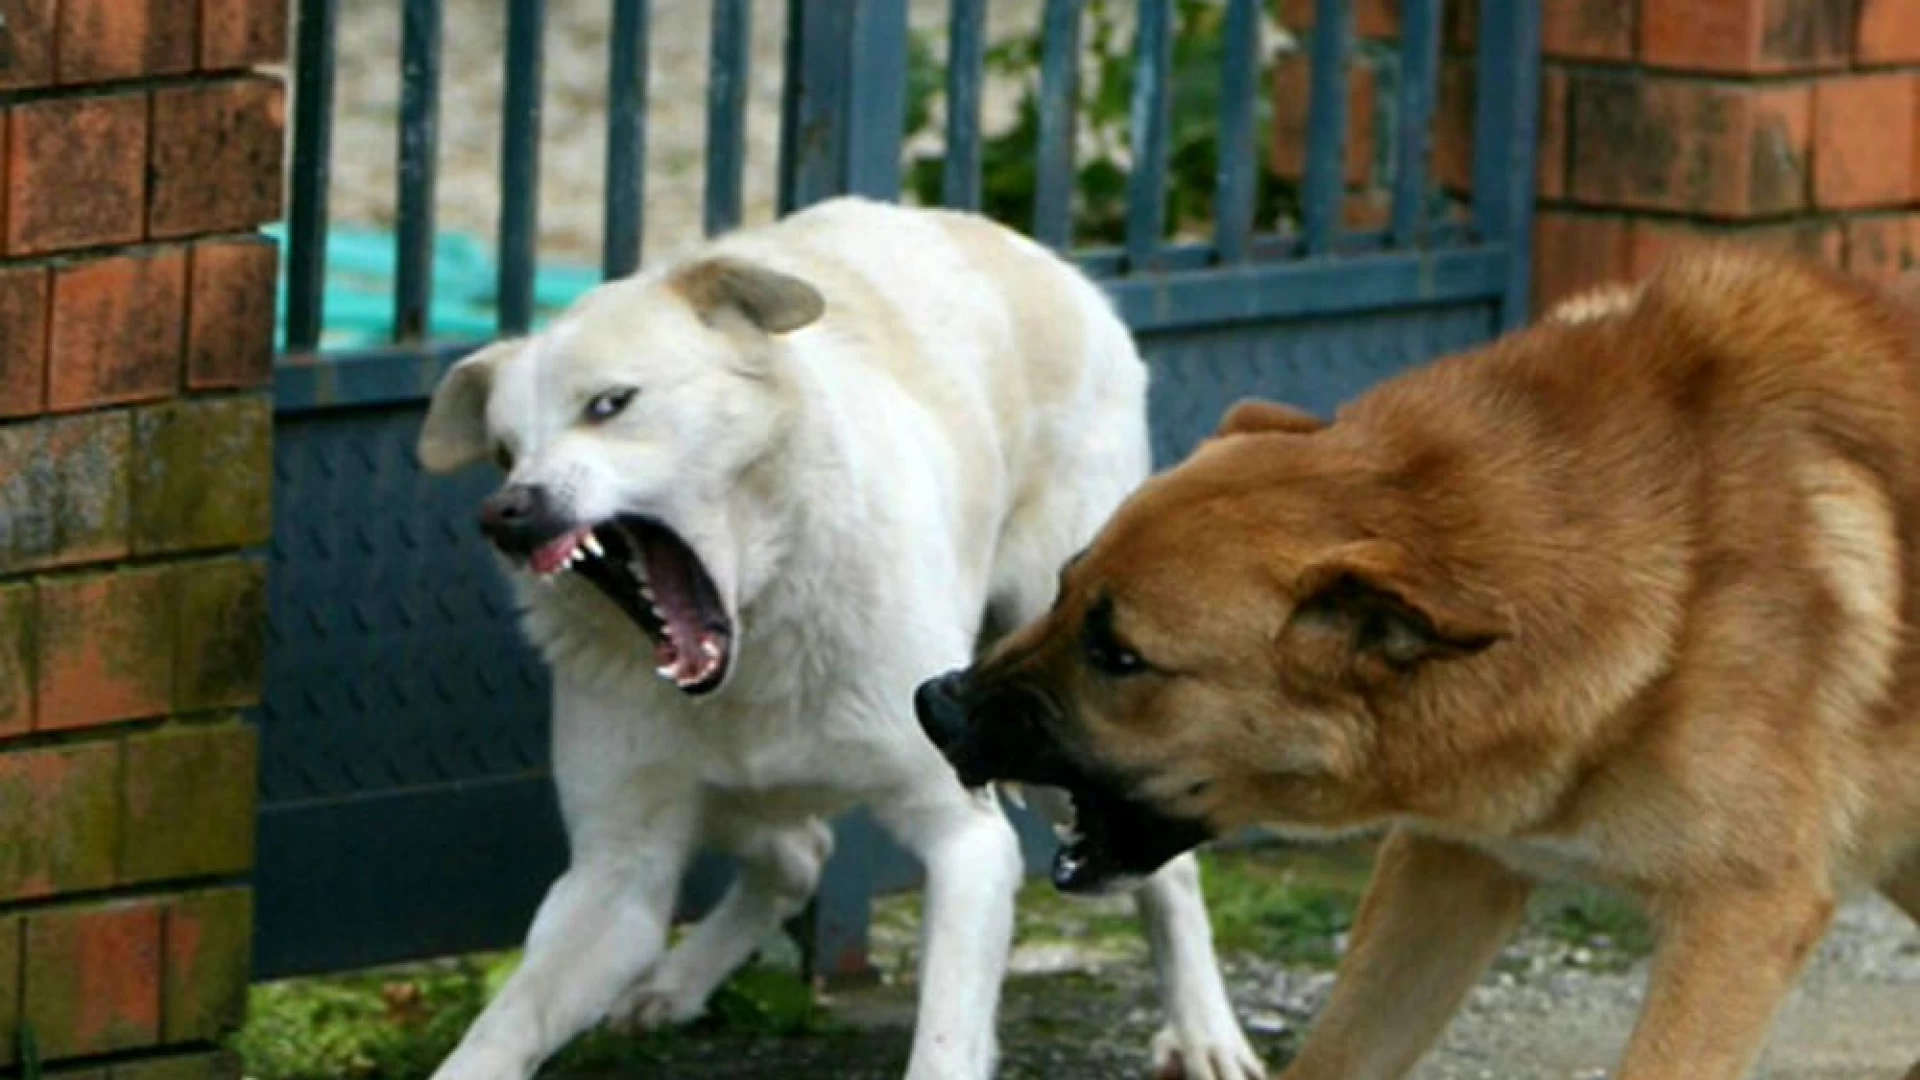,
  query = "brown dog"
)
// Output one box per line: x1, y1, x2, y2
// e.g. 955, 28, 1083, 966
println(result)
915, 247, 1920, 1079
